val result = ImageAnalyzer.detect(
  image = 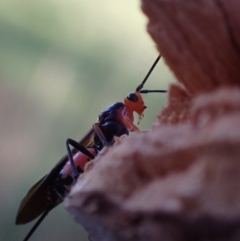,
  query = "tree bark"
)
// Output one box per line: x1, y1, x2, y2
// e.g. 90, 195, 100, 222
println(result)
65, 1, 240, 241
